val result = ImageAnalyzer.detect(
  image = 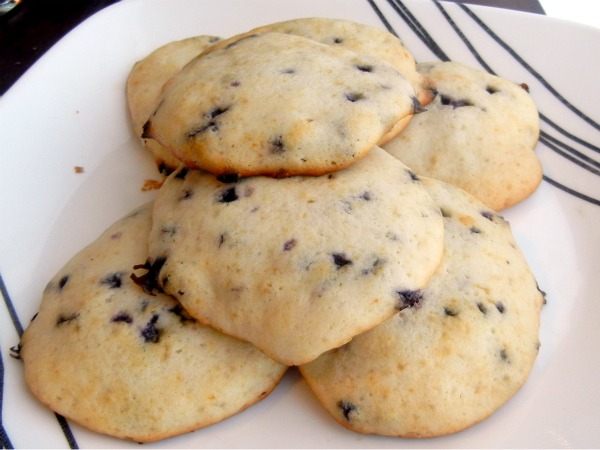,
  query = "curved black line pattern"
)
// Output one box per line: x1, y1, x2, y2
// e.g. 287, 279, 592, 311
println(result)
385, 0, 449, 60
456, 2, 600, 133
0, 273, 79, 449
543, 175, 600, 206
374, 0, 600, 206
1, 350, 14, 449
